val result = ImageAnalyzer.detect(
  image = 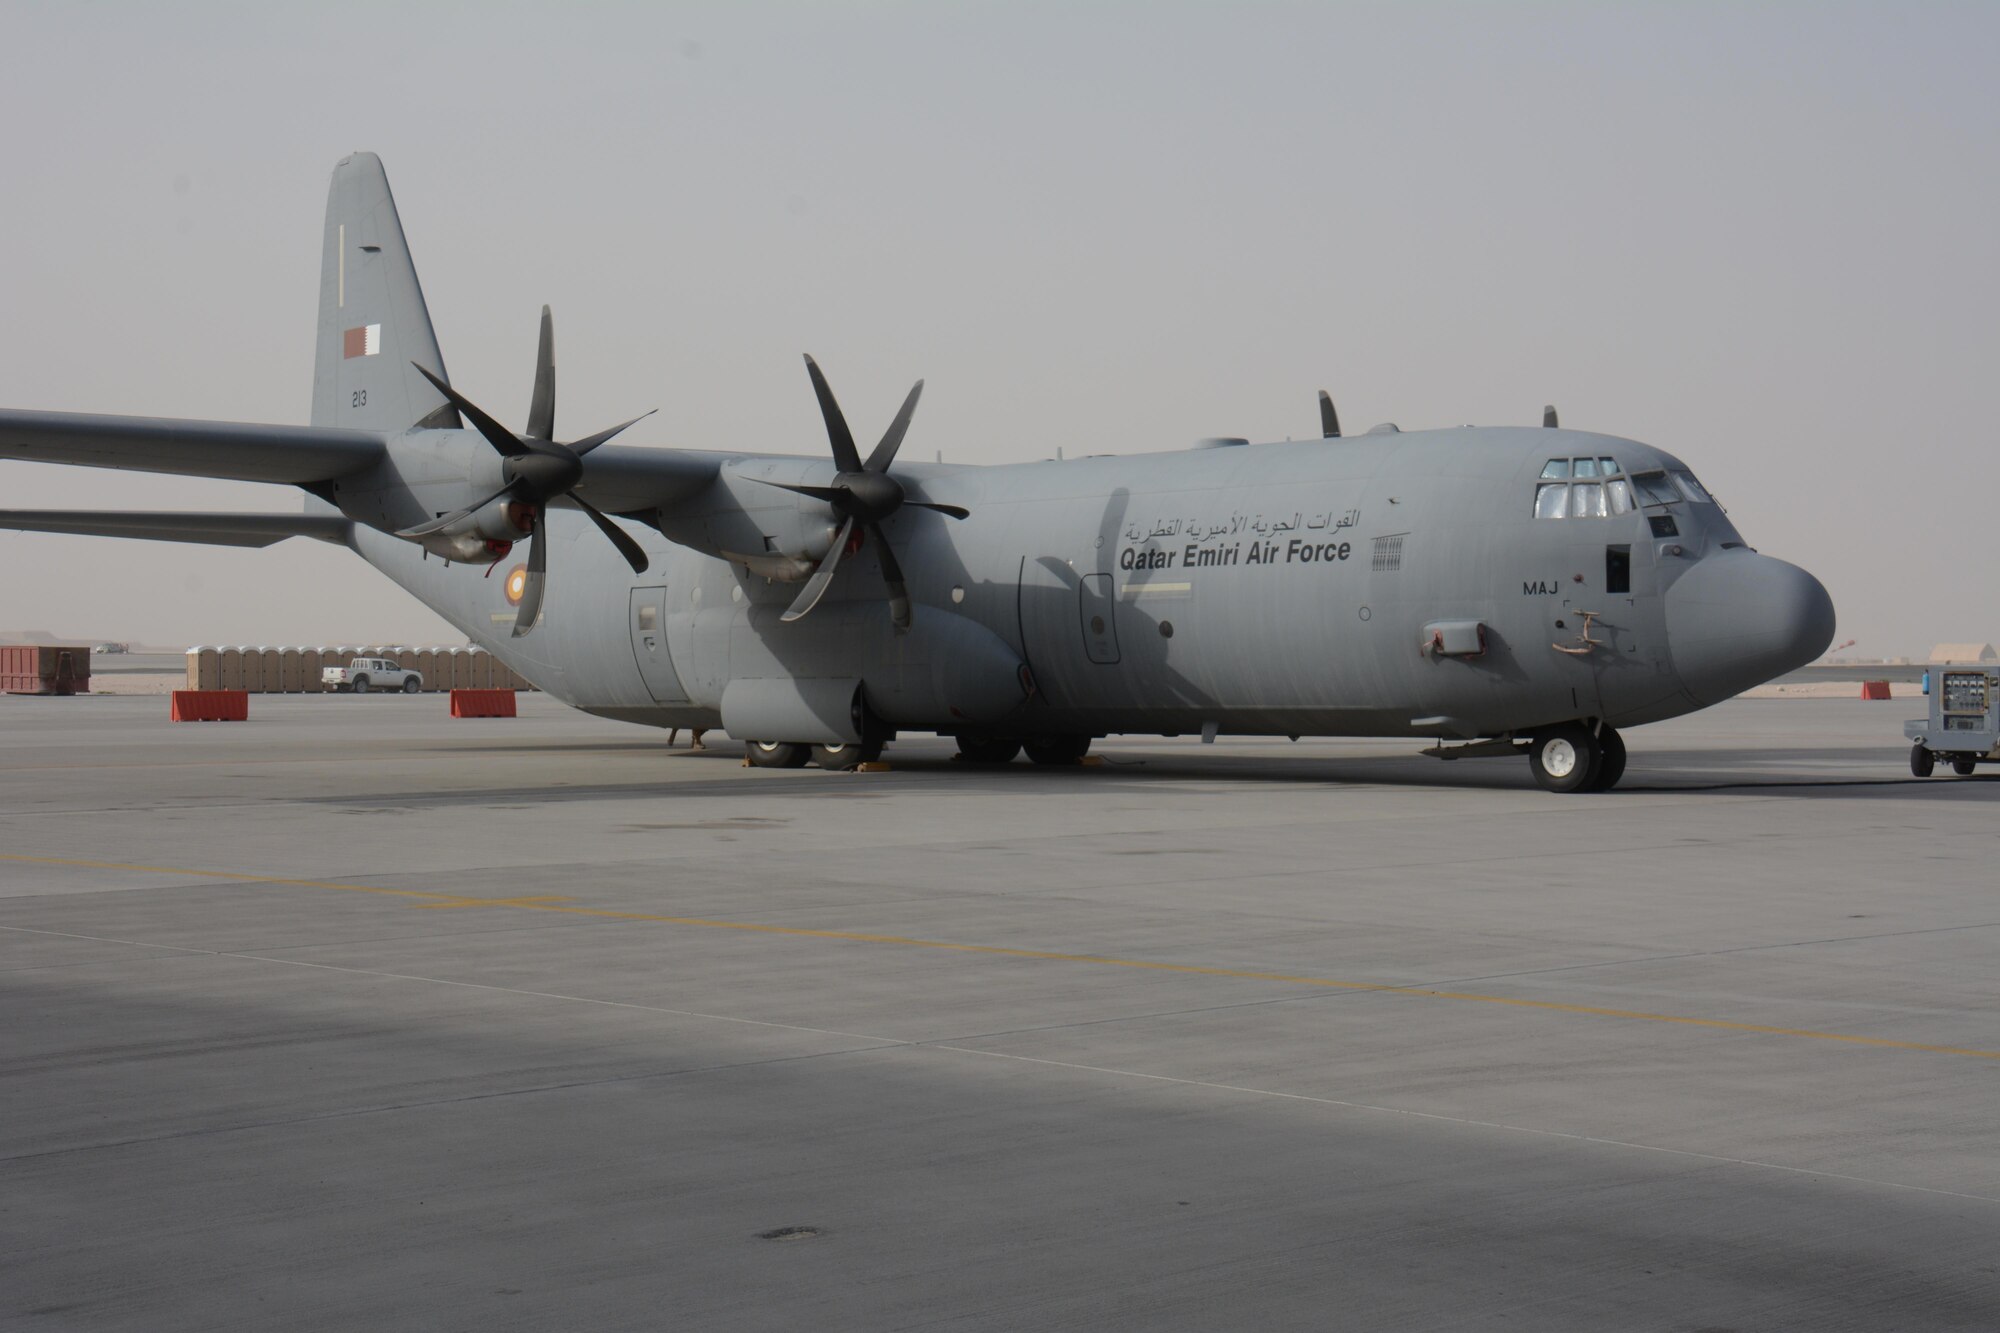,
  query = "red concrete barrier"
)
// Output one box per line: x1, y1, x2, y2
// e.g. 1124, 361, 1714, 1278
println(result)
450, 688, 518, 718
171, 690, 250, 721
1860, 680, 1892, 700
